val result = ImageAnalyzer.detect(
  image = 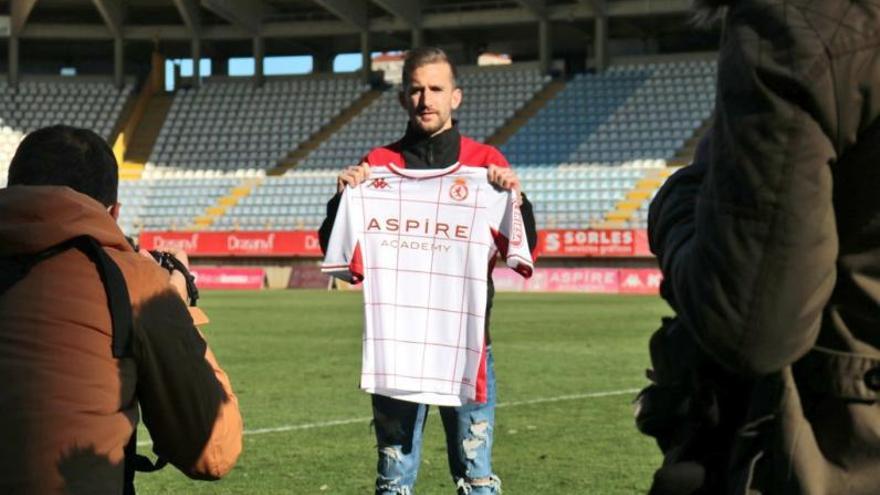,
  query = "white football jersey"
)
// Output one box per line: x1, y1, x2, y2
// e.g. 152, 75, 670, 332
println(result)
321, 162, 533, 406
